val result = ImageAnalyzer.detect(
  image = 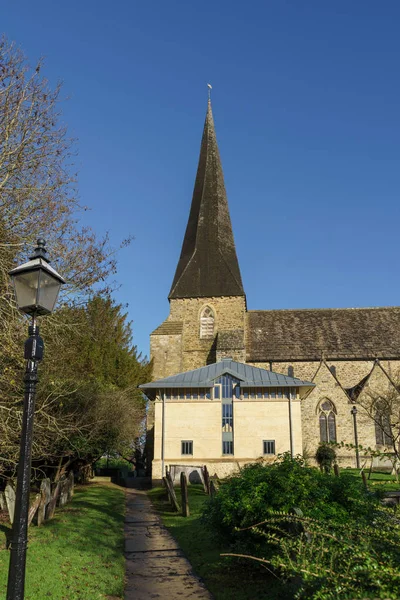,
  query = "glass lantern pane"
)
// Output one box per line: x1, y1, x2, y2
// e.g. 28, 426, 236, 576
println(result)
13, 271, 40, 313
37, 270, 62, 313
